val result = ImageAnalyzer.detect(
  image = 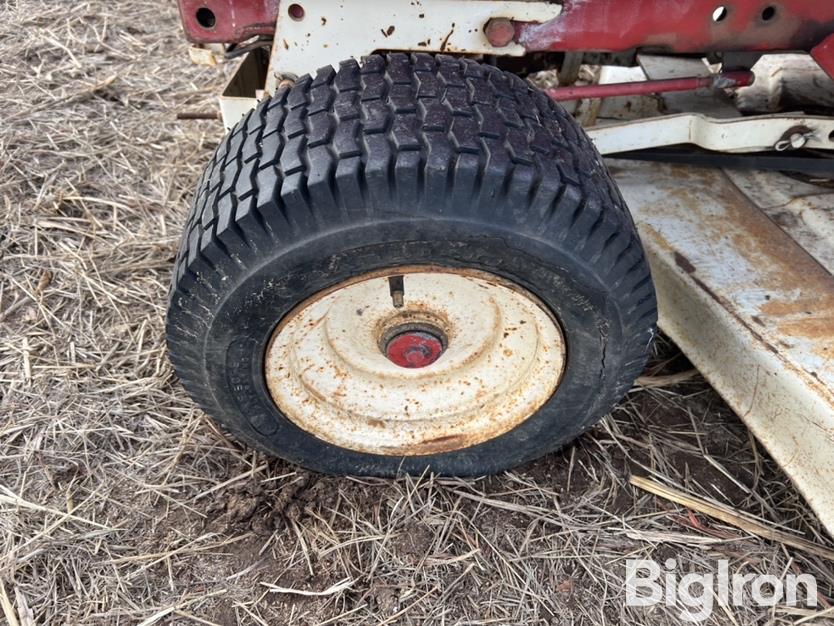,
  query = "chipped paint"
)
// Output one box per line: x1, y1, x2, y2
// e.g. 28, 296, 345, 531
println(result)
263, 0, 561, 88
